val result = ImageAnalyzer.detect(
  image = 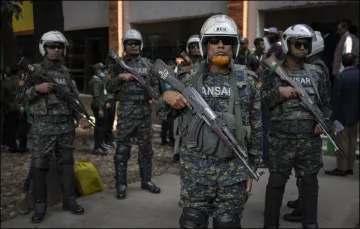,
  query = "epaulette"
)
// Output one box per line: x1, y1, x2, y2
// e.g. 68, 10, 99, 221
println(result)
247, 70, 259, 81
